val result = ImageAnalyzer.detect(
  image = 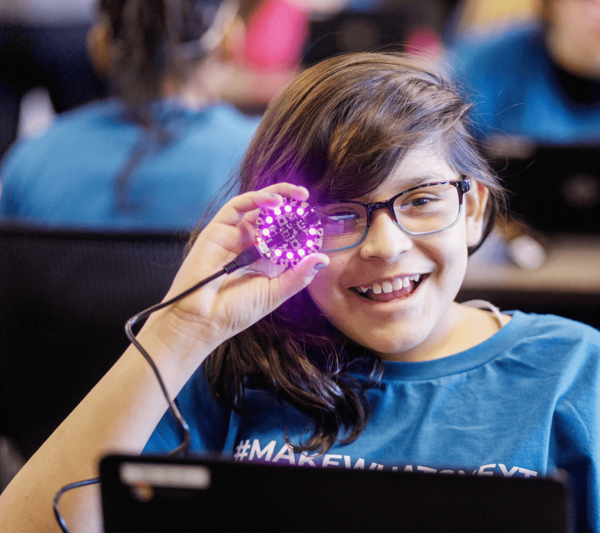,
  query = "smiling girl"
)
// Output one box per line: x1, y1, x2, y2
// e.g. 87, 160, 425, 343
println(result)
1, 52, 599, 533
